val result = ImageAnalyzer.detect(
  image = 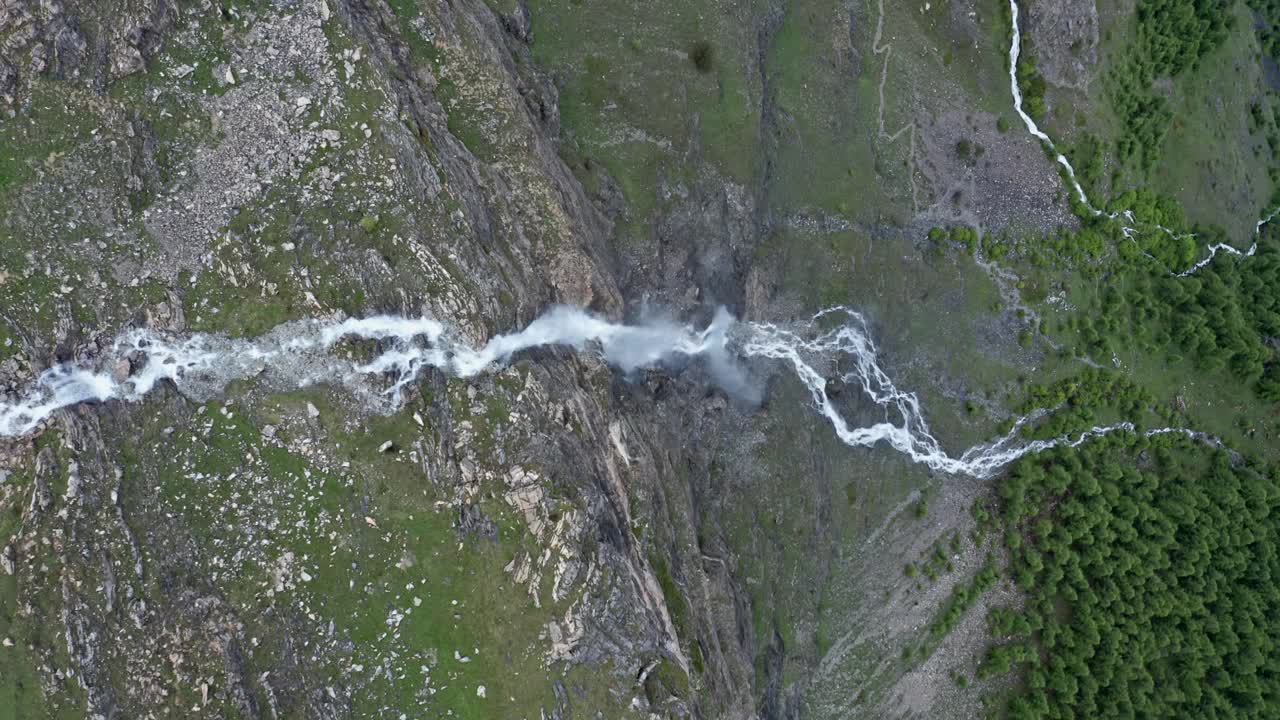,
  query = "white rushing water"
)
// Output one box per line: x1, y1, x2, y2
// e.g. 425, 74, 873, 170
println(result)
0, 306, 1200, 479
0, 308, 736, 439
1005, 0, 1271, 270
740, 307, 1212, 478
